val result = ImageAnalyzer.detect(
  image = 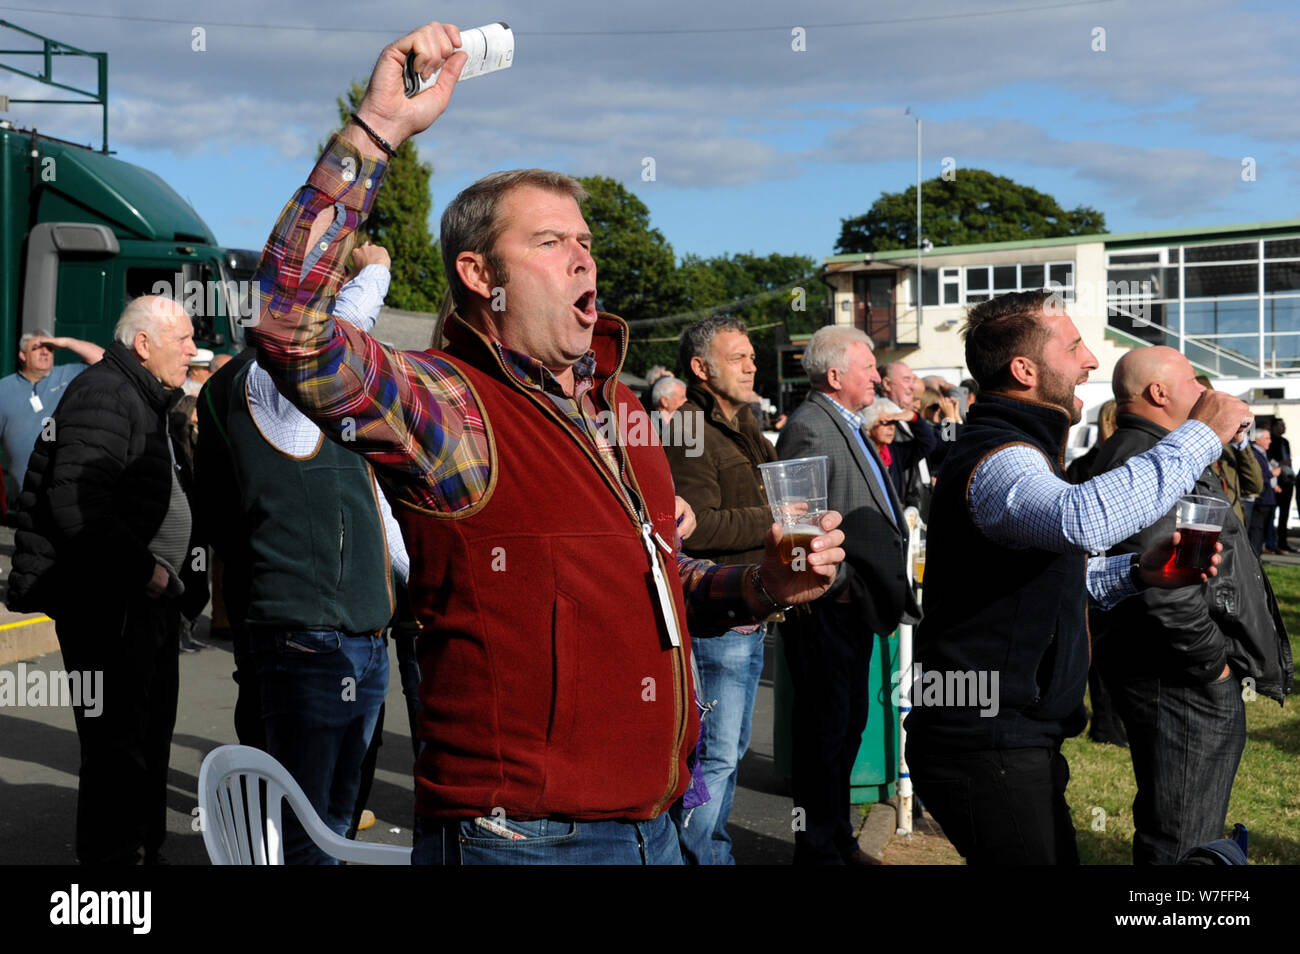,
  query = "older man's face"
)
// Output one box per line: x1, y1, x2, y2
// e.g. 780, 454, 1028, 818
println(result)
138, 302, 198, 389
883, 363, 917, 410
836, 342, 880, 414
659, 383, 687, 416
